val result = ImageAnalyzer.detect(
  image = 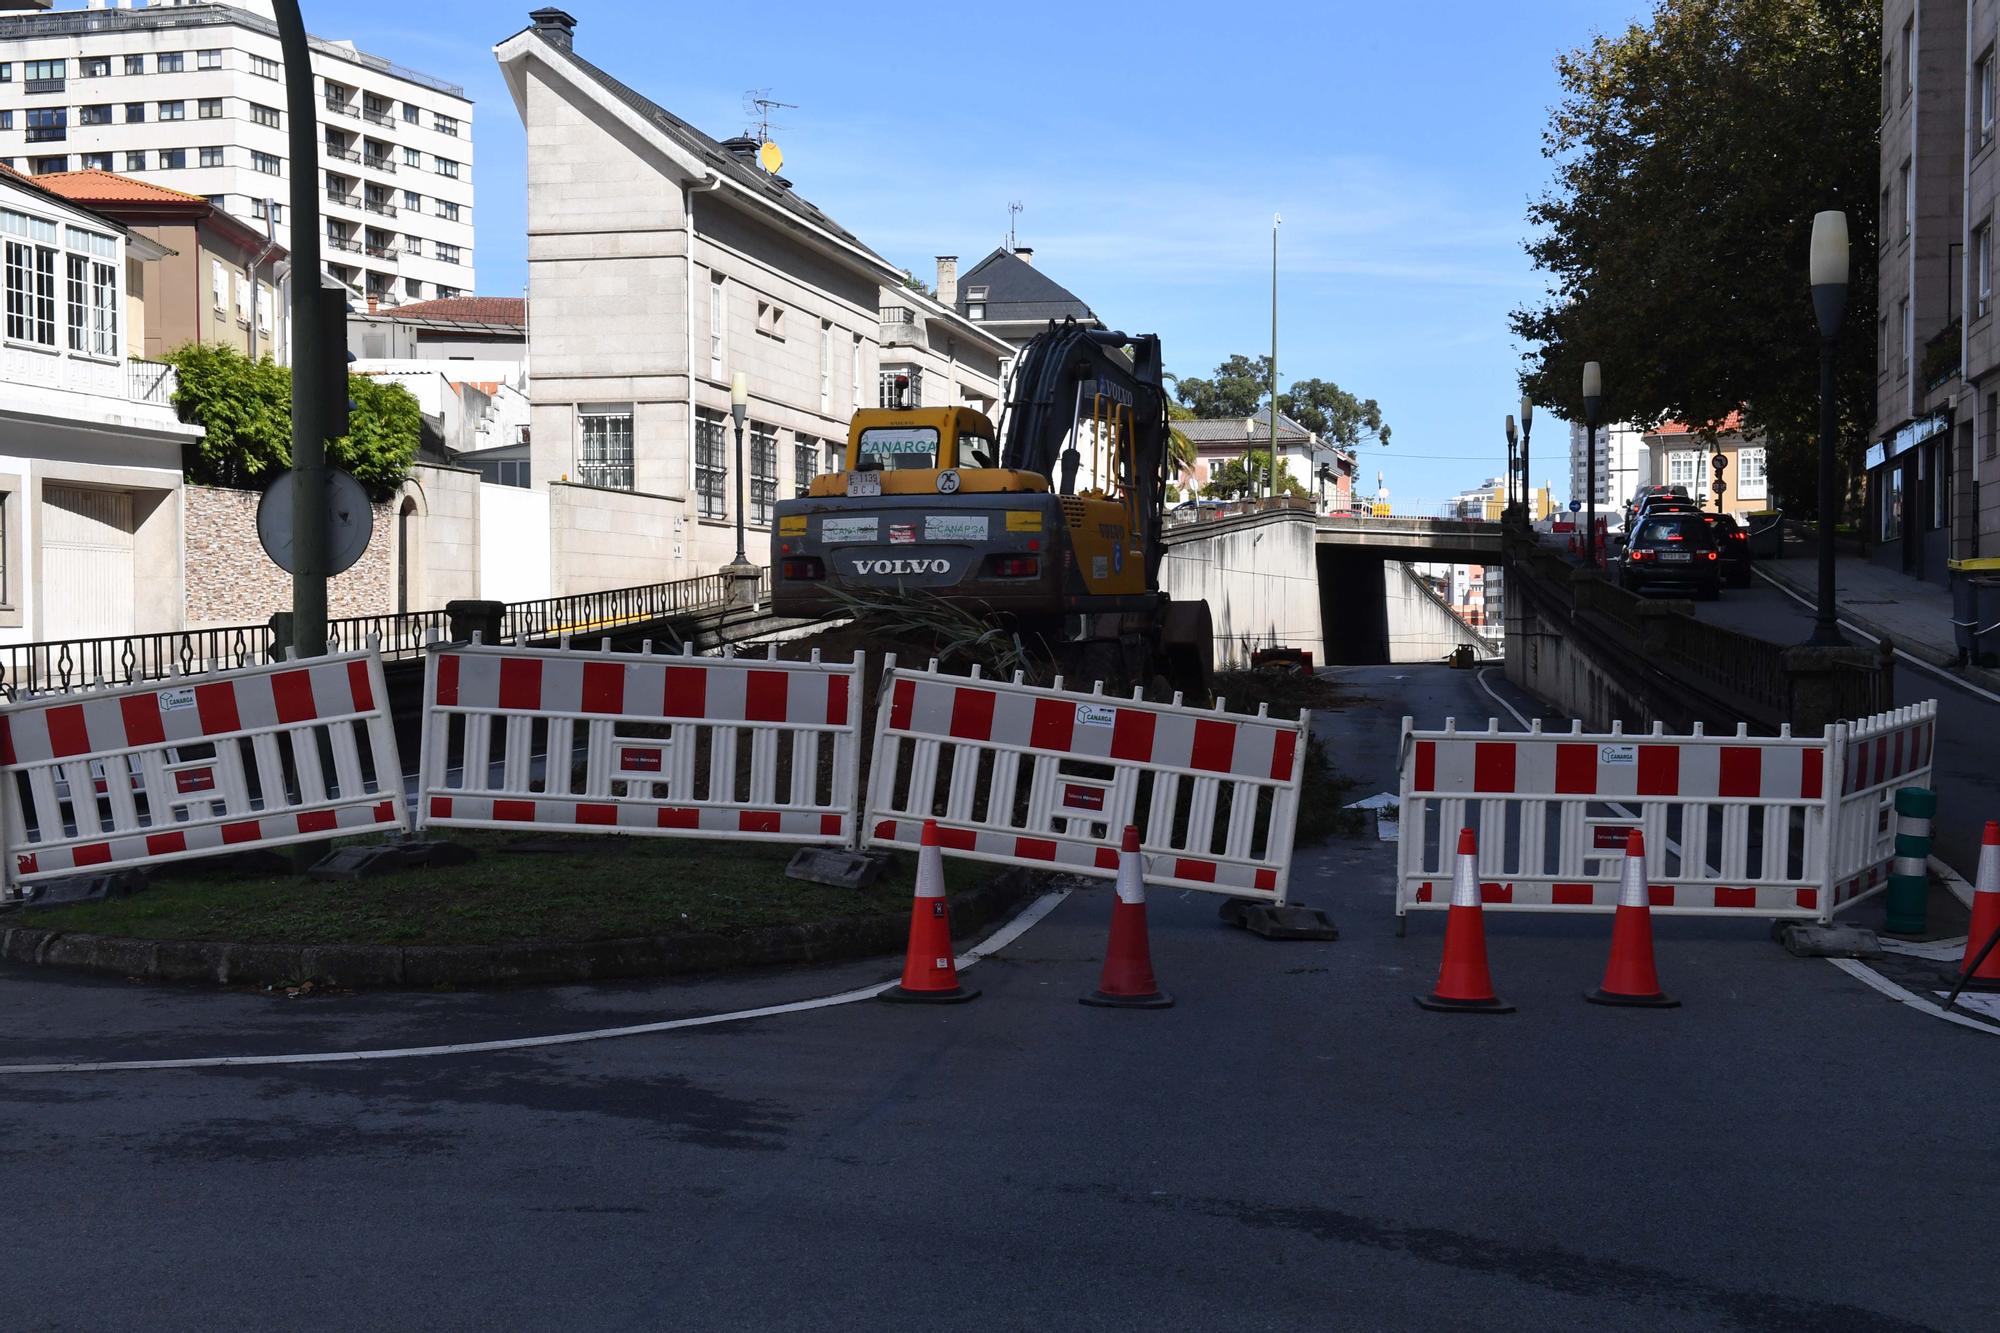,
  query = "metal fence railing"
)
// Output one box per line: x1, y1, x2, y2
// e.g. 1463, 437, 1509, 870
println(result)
0, 570, 764, 699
